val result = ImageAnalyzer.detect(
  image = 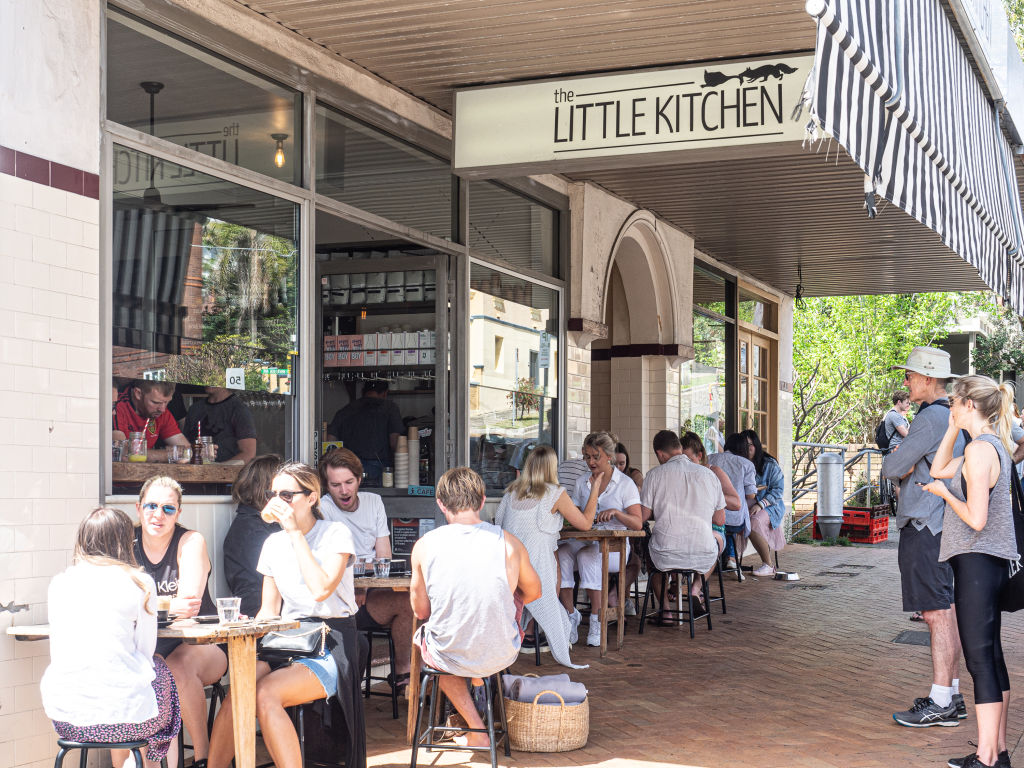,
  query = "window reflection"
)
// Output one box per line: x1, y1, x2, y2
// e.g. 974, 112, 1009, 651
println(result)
681, 312, 727, 455
469, 265, 559, 492
693, 266, 728, 317
468, 183, 557, 277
